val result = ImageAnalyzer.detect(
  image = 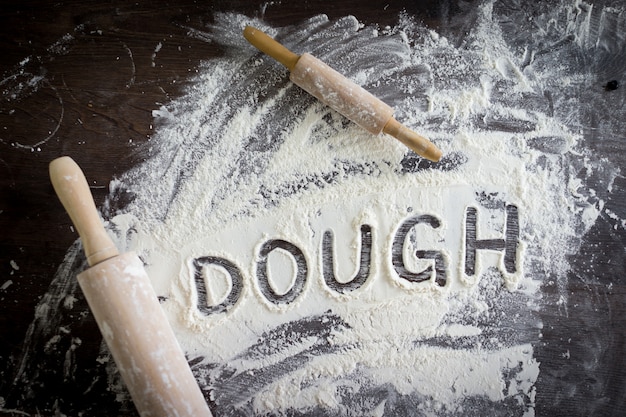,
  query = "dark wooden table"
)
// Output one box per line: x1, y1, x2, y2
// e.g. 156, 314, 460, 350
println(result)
1, 1, 625, 416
